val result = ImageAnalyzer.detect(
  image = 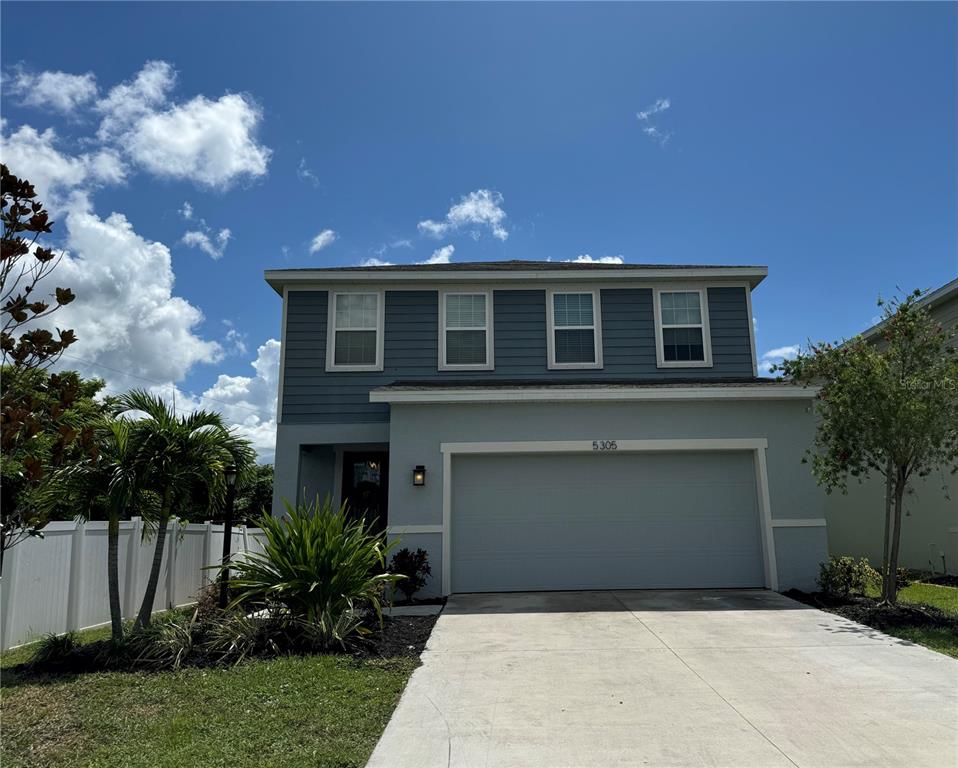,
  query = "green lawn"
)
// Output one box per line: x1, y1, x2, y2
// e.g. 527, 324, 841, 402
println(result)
1, 628, 416, 768
865, 581, 958, 659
